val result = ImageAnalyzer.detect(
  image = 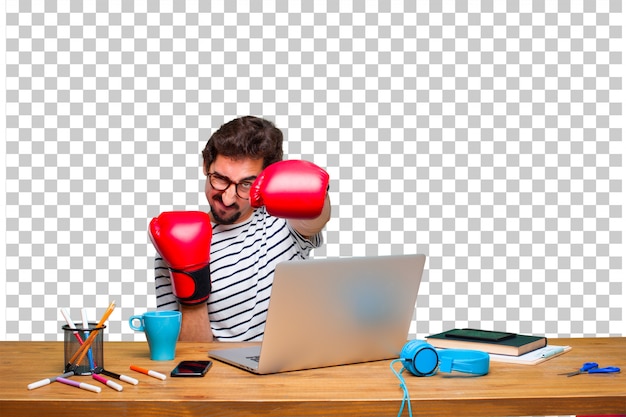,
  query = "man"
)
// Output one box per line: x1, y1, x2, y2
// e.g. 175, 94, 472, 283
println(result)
153, 116, 331, 342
